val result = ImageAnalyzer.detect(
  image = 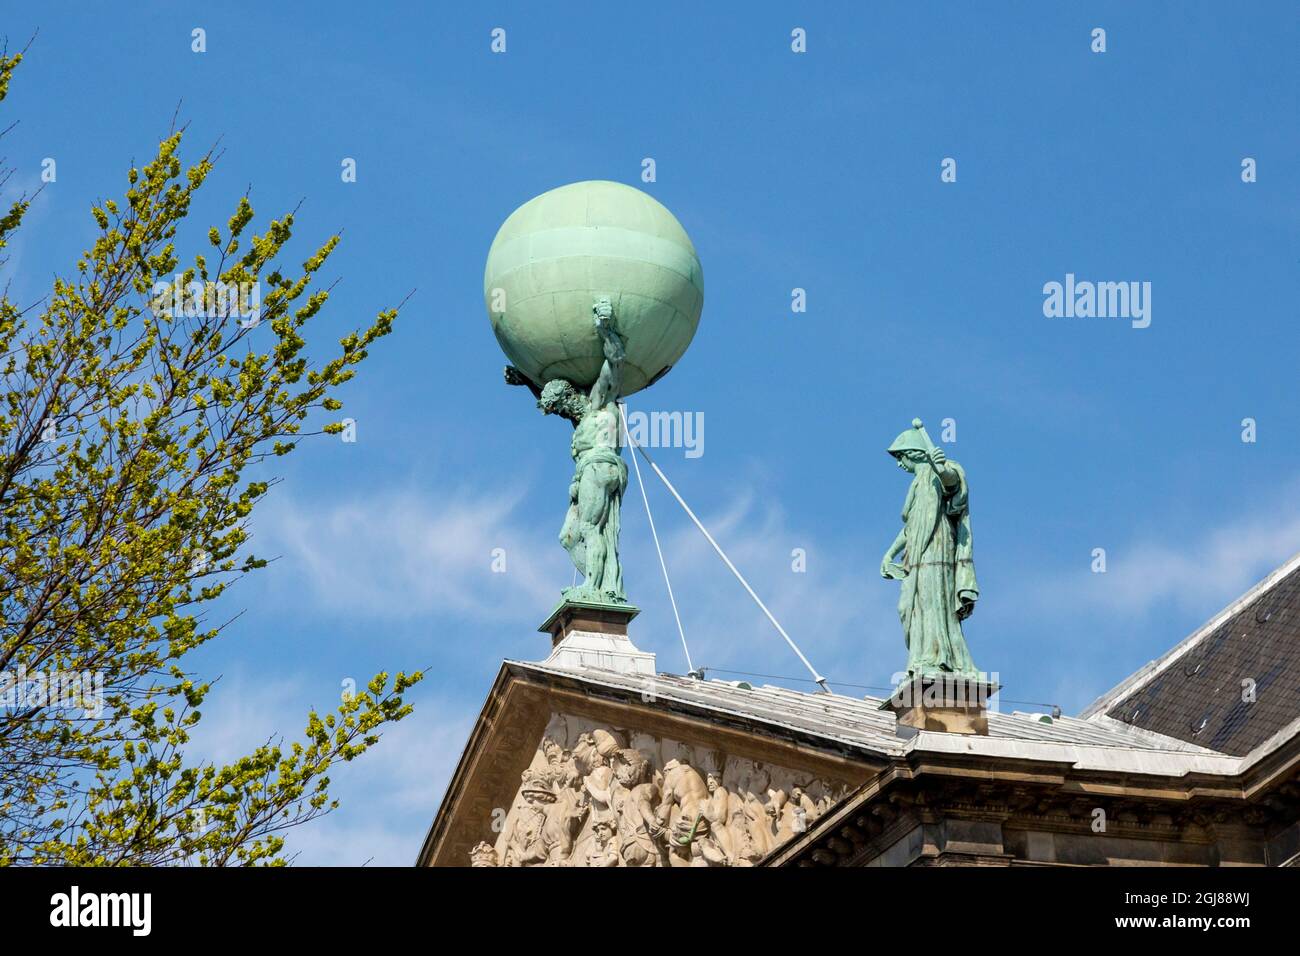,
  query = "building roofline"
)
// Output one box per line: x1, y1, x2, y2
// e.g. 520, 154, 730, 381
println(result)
507, 659, 1248, 778
418, 657, 1300, 866
763, 731, 1300, 868
907, 728, 1240, 777
503, 659, 903, 759
413, 661, 512, 867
